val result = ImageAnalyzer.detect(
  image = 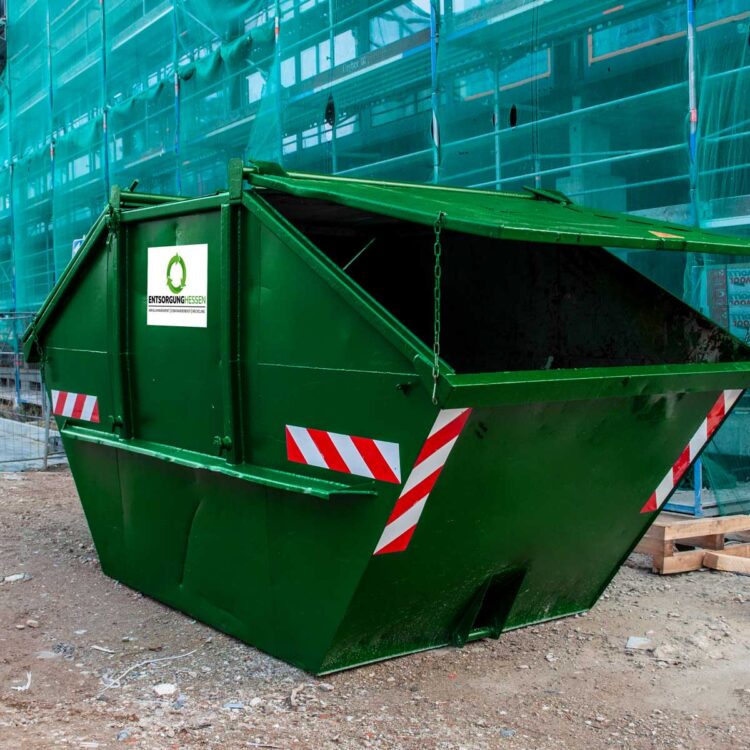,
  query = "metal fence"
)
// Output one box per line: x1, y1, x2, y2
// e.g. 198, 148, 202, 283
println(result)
0, 314, 65, 470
